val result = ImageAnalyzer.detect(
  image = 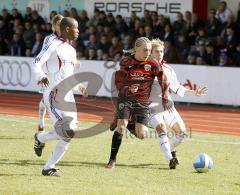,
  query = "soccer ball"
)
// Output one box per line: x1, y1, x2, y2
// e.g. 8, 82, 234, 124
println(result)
193, 153, 213, 173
